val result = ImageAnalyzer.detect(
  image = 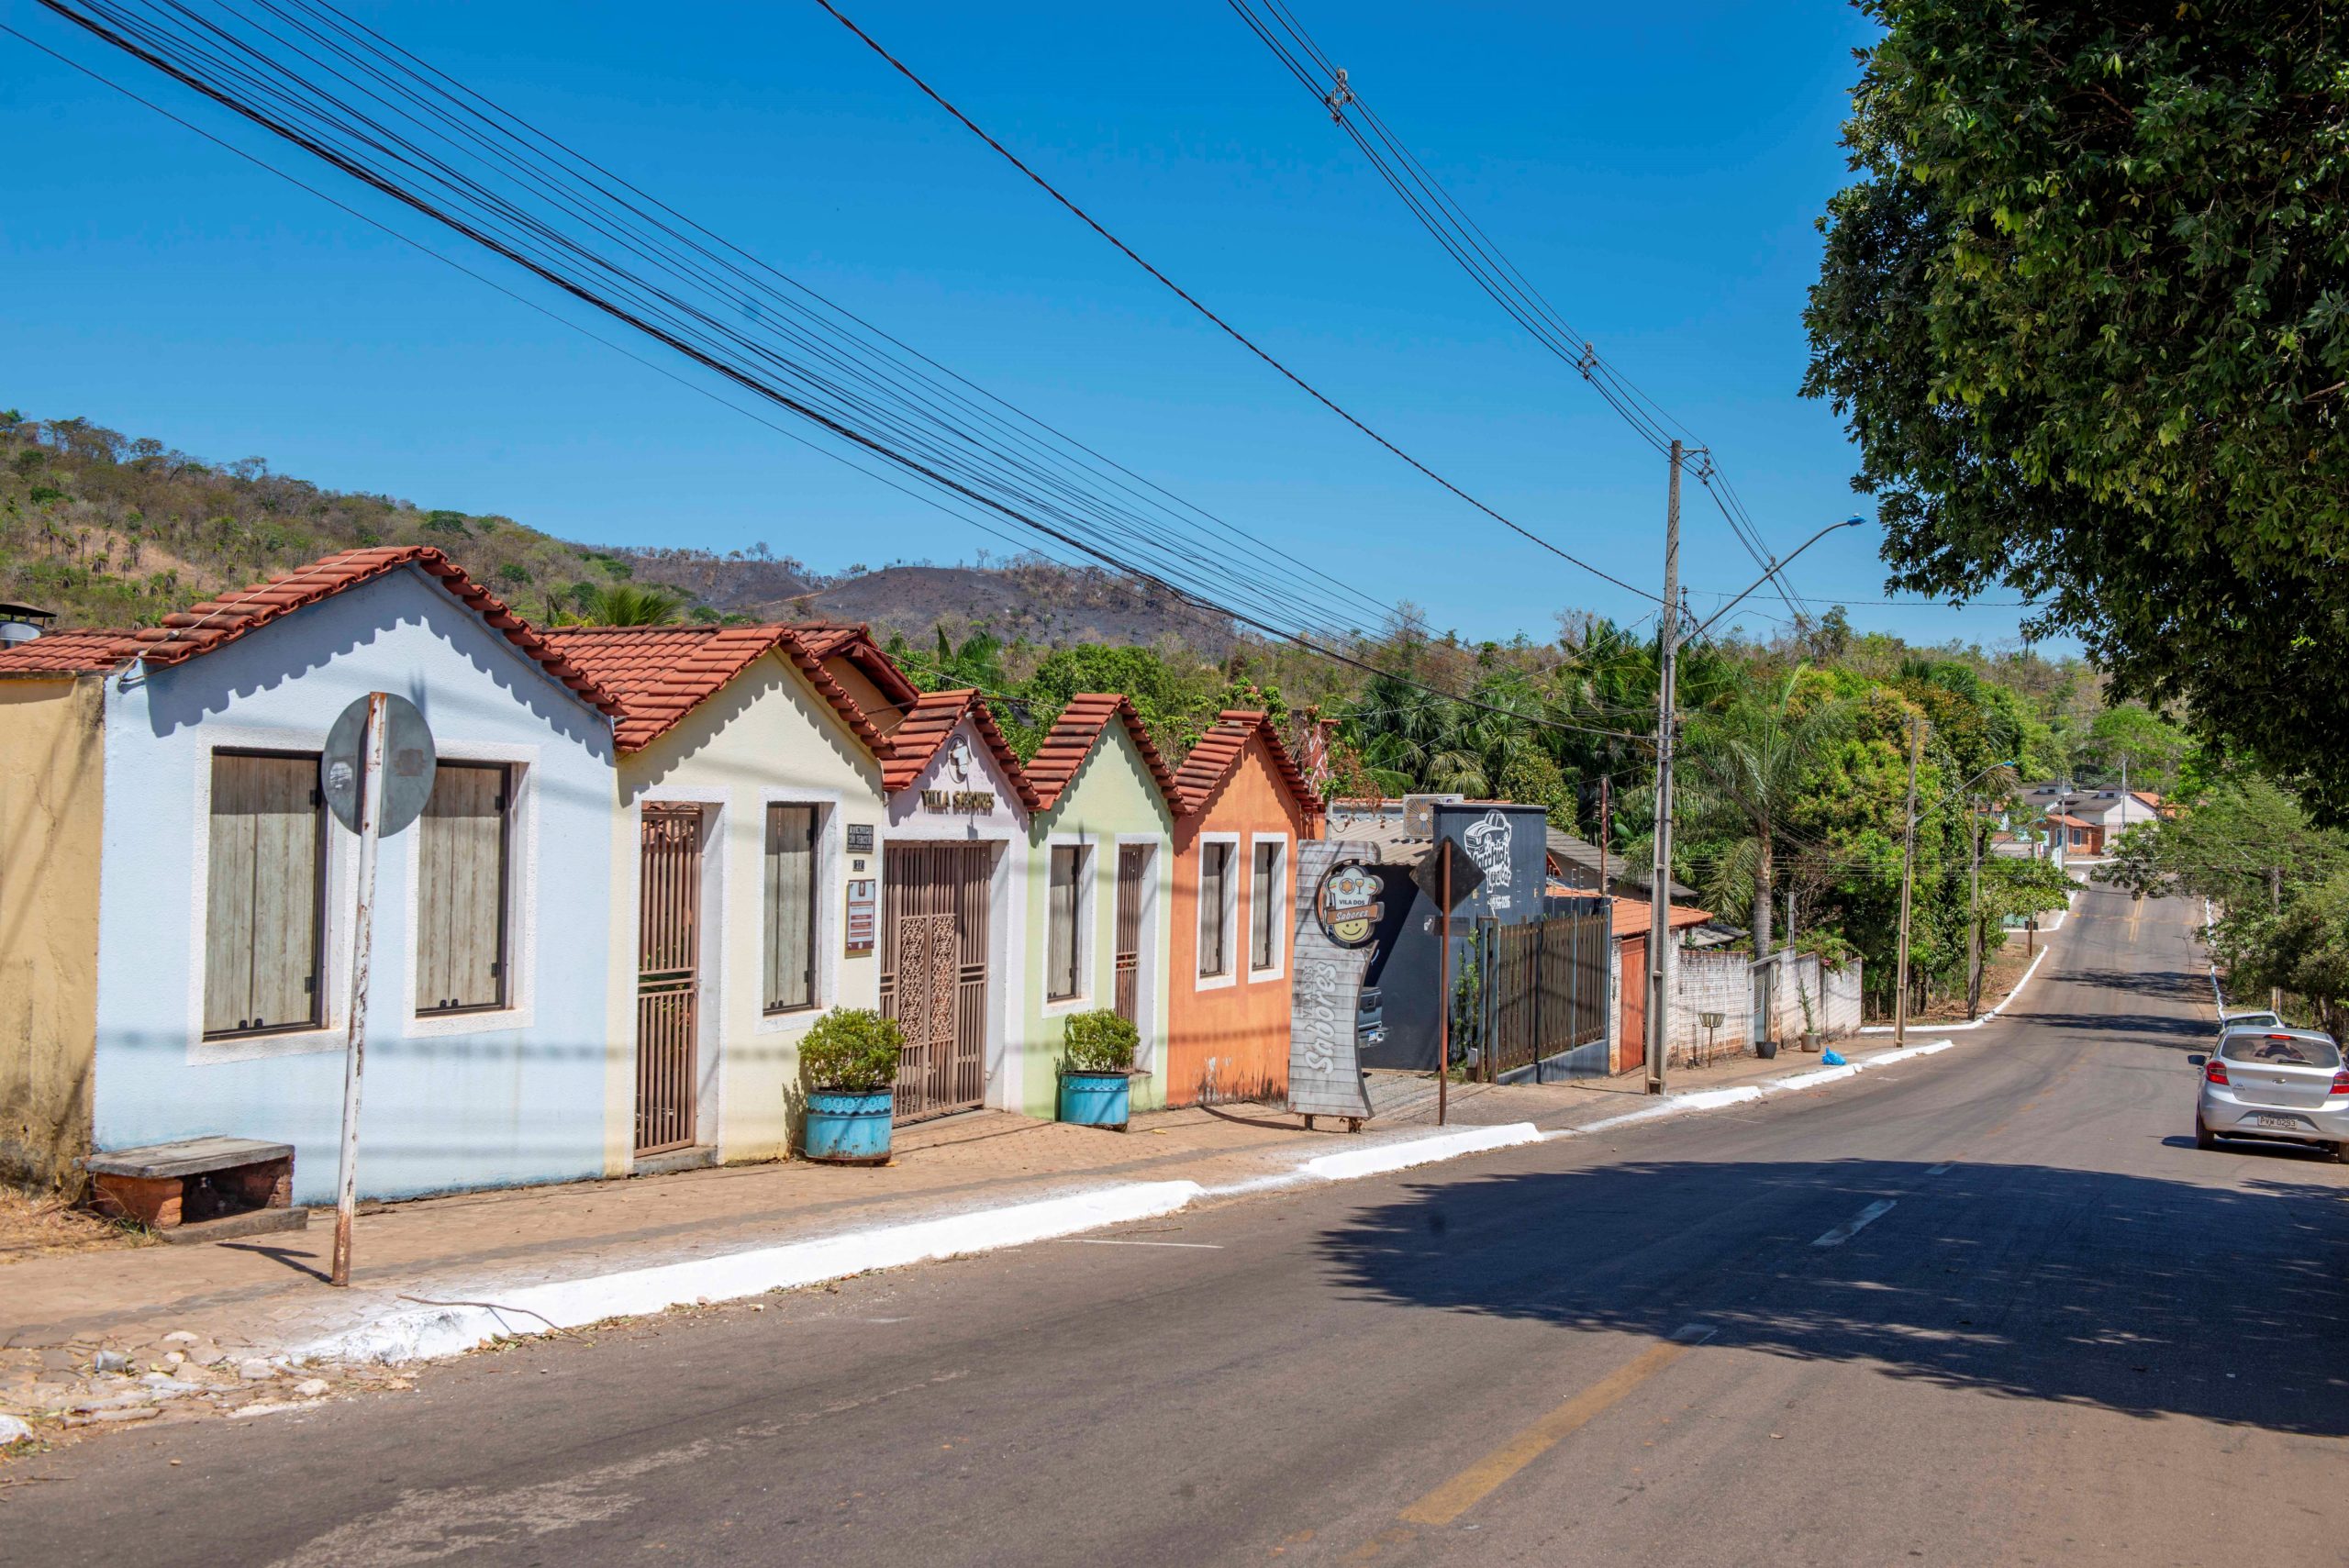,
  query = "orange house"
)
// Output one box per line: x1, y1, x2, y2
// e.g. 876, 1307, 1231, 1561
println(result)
1166, 711, 1324, 1106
